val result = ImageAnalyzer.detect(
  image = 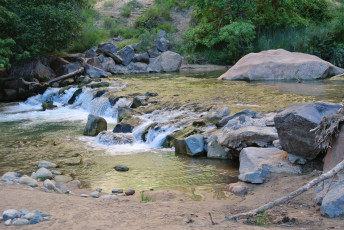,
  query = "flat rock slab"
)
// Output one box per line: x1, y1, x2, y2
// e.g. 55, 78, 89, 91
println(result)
219, 49, 344, 81
274, 102, 341, 160
239, 147, 301, 184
